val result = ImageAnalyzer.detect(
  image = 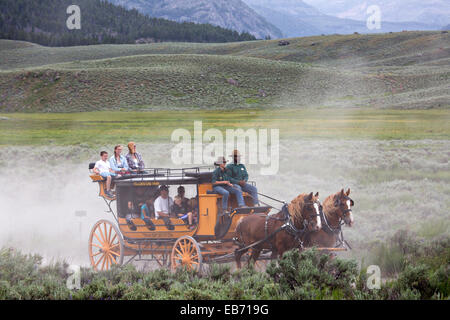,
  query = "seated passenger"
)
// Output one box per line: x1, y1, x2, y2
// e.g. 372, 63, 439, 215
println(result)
139, 199, 156, 231
188, 197, 199, 224
212, 156, 245, 216
93, 151, 116, 198
110, 145, 130, 175
226, 149, 259, 206
140, 199, 155, 219
176, 186, 190, 209
153, 185, 175, 230
126, 141, 145, 173
125, 201, 138, 231
172, 196, 194, 229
